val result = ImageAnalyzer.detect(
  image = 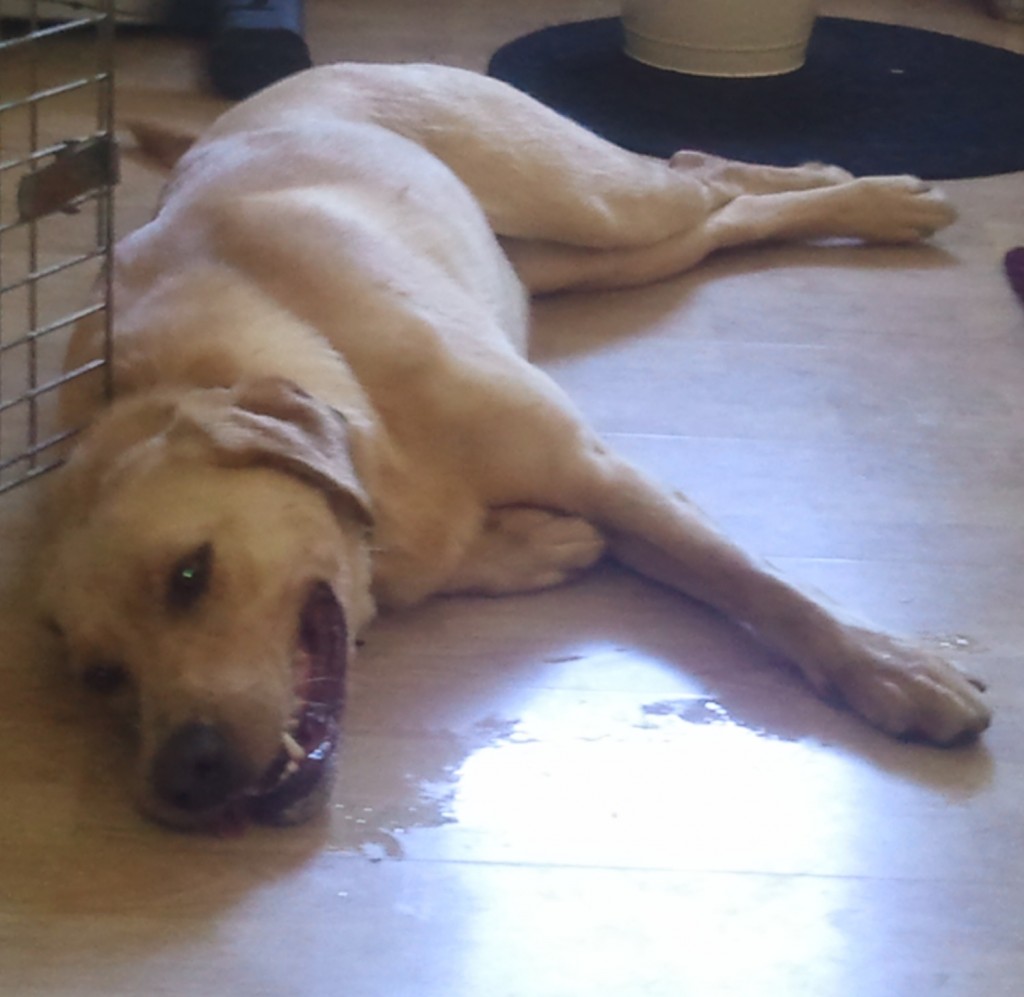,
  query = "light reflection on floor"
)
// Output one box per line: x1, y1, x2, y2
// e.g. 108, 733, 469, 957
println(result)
326, 645, 865, 879
448, 693, 860, 874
